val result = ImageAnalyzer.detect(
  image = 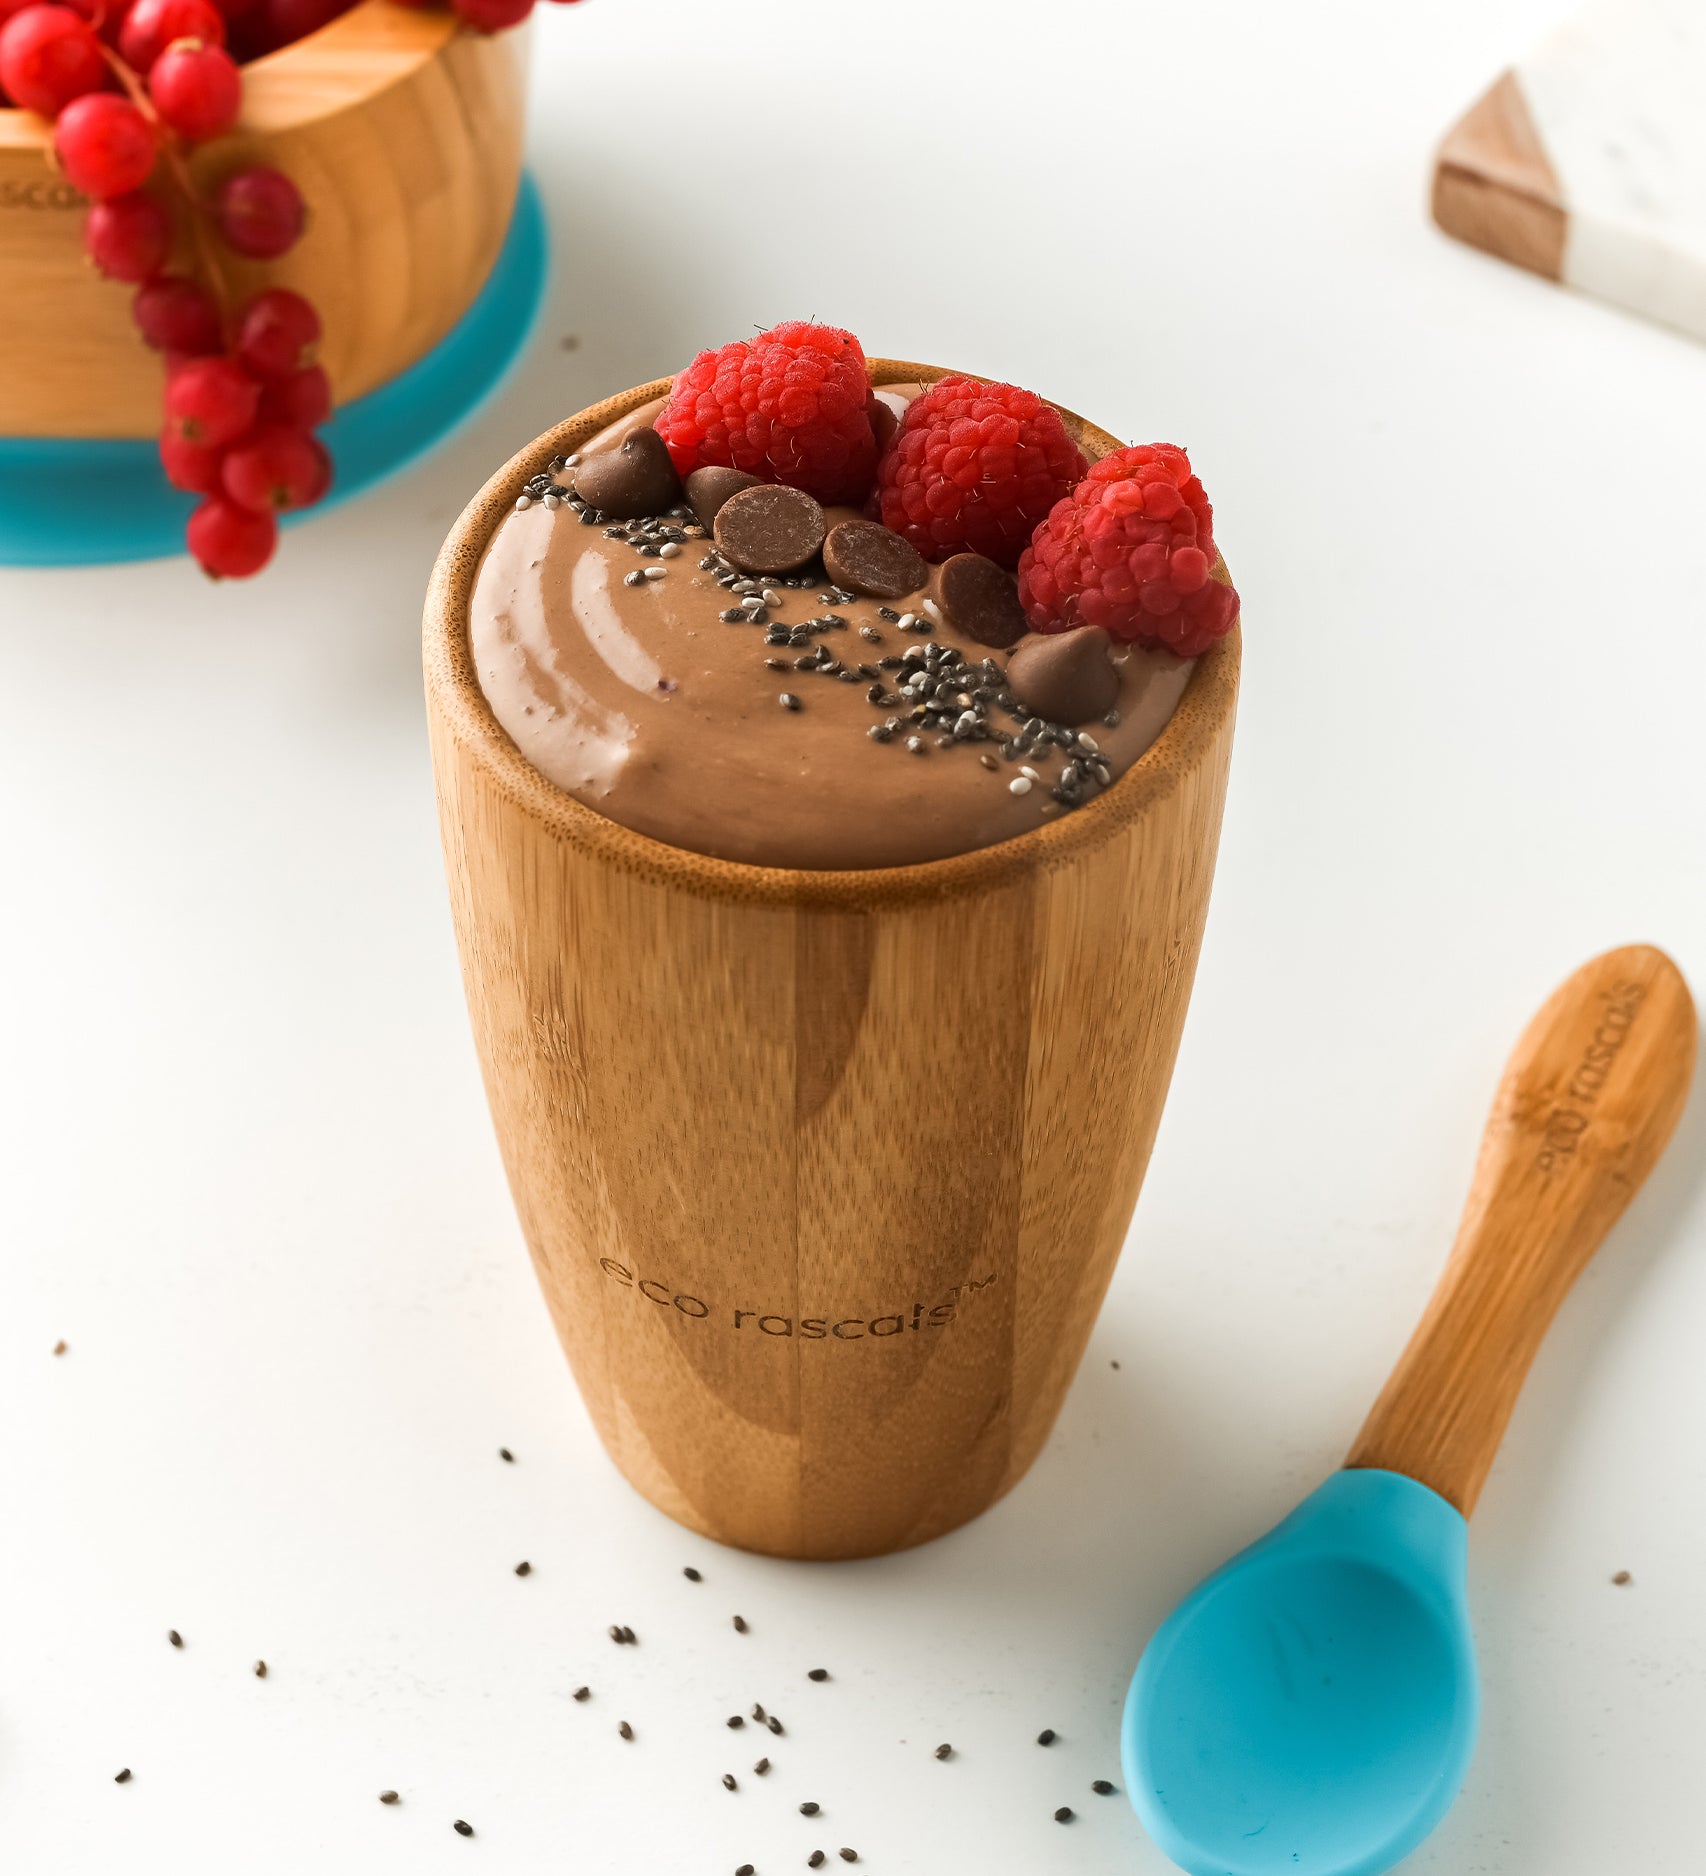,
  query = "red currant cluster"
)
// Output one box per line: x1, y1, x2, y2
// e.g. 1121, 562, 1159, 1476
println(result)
0, 0, 582, 577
